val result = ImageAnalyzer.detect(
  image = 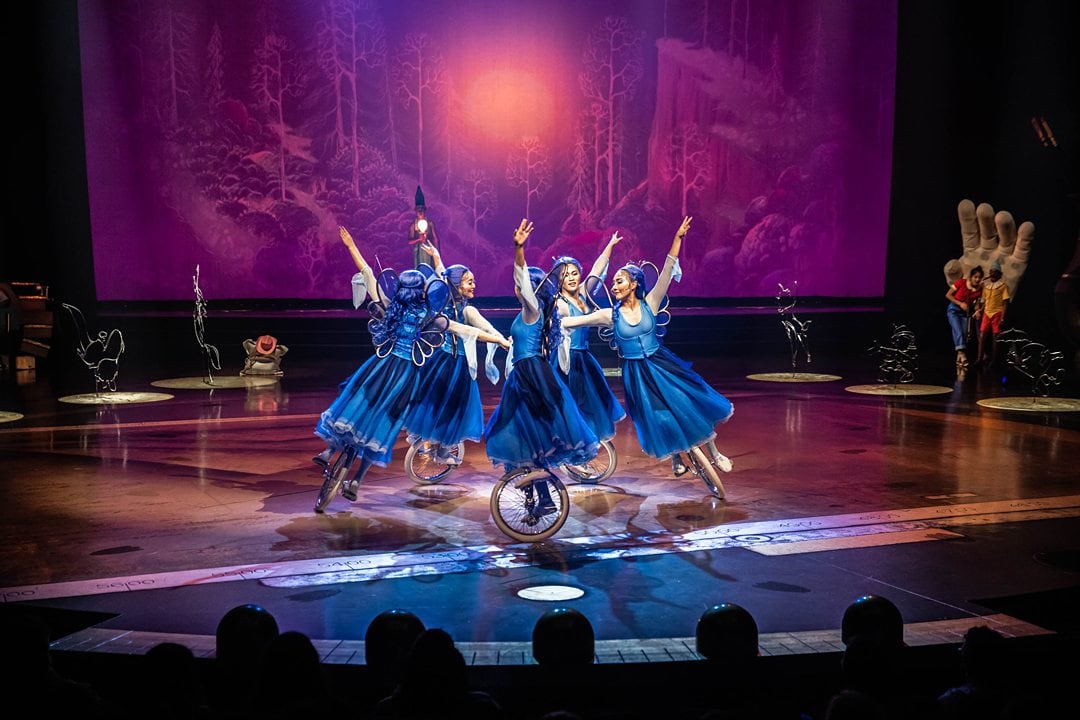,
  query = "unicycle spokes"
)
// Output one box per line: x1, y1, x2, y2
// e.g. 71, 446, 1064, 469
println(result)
490, 468, 570, 542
